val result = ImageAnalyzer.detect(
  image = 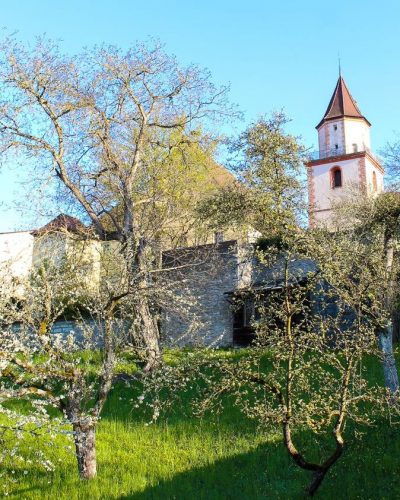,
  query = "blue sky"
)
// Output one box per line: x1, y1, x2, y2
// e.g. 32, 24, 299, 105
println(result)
1, 0, 400, 230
